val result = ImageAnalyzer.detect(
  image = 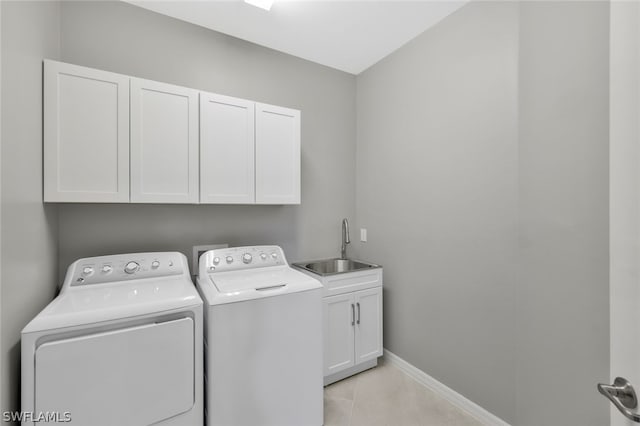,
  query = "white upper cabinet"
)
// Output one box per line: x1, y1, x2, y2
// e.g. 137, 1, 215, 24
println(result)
130, 78, 199, 203
200, 93, 255, 204
44, 60, 301, 205
44, 60, 129, 202
255, 103, 301, 205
